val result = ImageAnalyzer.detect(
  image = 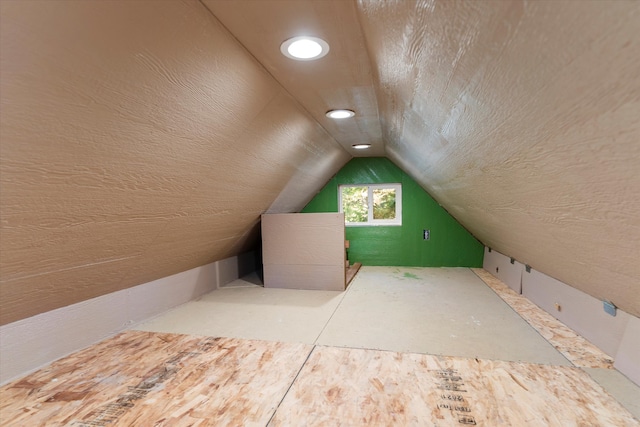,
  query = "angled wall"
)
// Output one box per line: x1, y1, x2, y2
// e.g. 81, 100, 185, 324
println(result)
357, 0, 640, 316
0, 0, 350, 325
302, 158, 483, 267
